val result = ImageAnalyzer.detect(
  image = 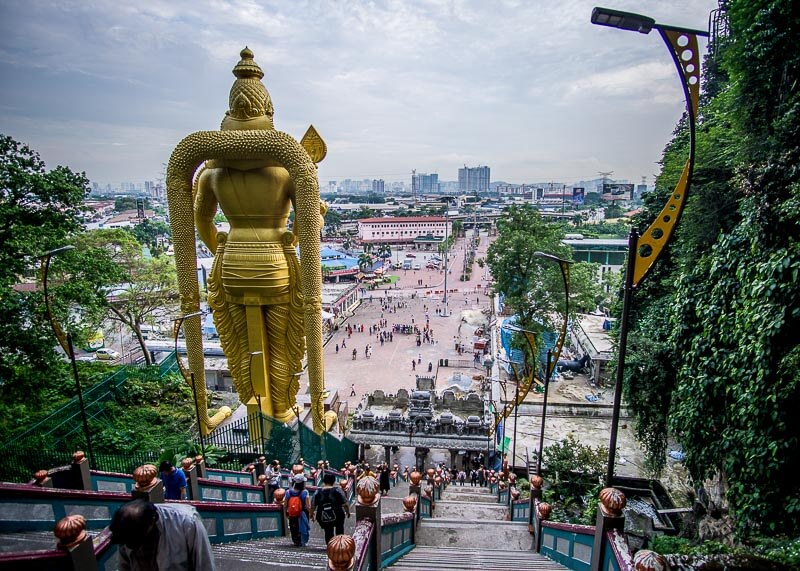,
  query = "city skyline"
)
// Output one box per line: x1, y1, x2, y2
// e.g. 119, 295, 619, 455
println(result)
1, 1, 715, 186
